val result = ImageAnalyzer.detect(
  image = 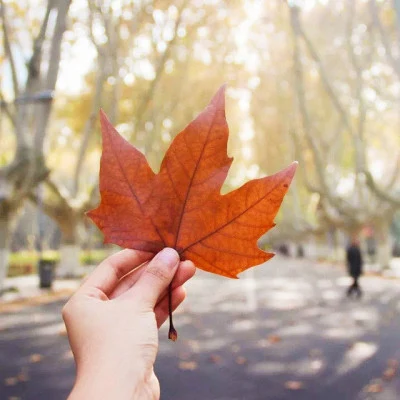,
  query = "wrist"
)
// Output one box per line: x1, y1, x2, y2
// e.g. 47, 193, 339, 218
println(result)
69, 363, 146, 400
